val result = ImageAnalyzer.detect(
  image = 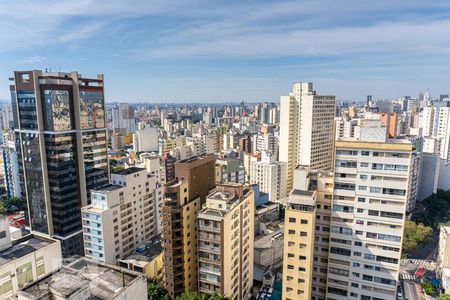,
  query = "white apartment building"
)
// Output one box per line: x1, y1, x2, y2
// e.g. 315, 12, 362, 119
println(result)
328, 136, 416, 300
2, 130, 21, 197
420, 106, 450, 162
112, 103, 136, 135
335, 117, 359, 140
133, 123, 159, 153
250, 151, 287, 203
279, 82, 336, 193
252, 133, 279, 158
82, 167, 158, 264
